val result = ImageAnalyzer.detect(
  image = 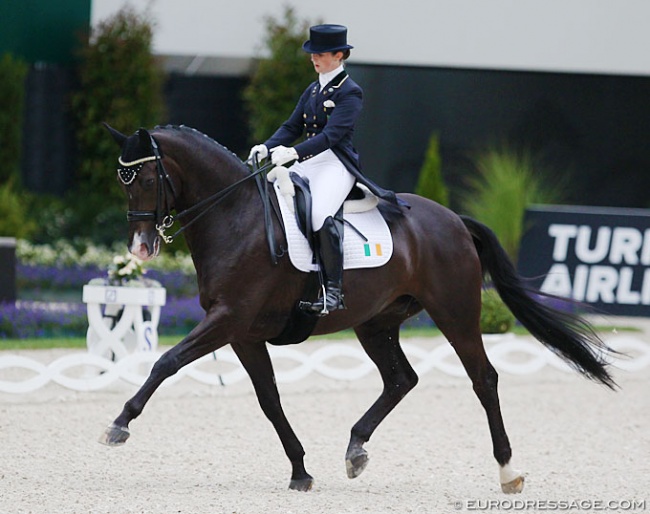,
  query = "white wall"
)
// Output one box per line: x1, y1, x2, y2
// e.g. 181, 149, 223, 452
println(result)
91, 0, 650, 76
